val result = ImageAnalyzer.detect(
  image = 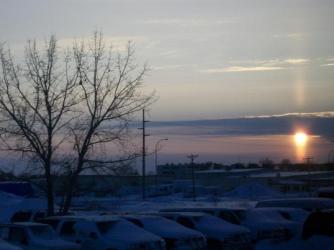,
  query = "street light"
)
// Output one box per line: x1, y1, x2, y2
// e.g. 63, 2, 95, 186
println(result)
155, 138, 168, 188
